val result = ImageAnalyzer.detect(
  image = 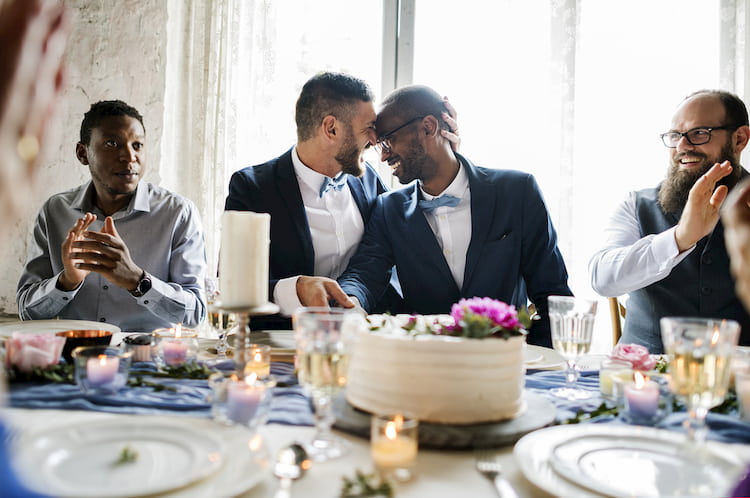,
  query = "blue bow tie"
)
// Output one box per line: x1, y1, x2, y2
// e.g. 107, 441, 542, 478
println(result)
319, 175, 347, 197
419, 194, 461, 212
